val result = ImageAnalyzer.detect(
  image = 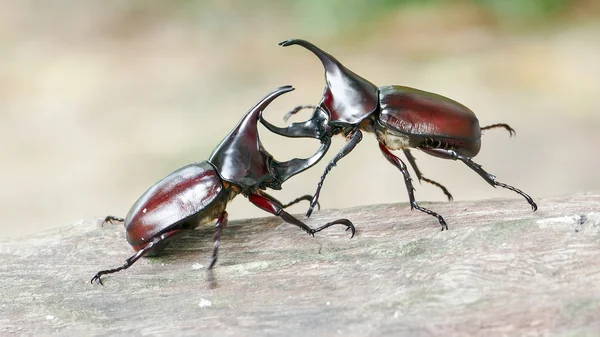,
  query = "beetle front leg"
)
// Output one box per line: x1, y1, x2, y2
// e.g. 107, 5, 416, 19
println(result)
248, 192, 355, 238
402, 149, 453, 201
419, 148, 537, 211
379, 142, 448, 231
306, 128, 363, 218
91, 229, 181, 285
